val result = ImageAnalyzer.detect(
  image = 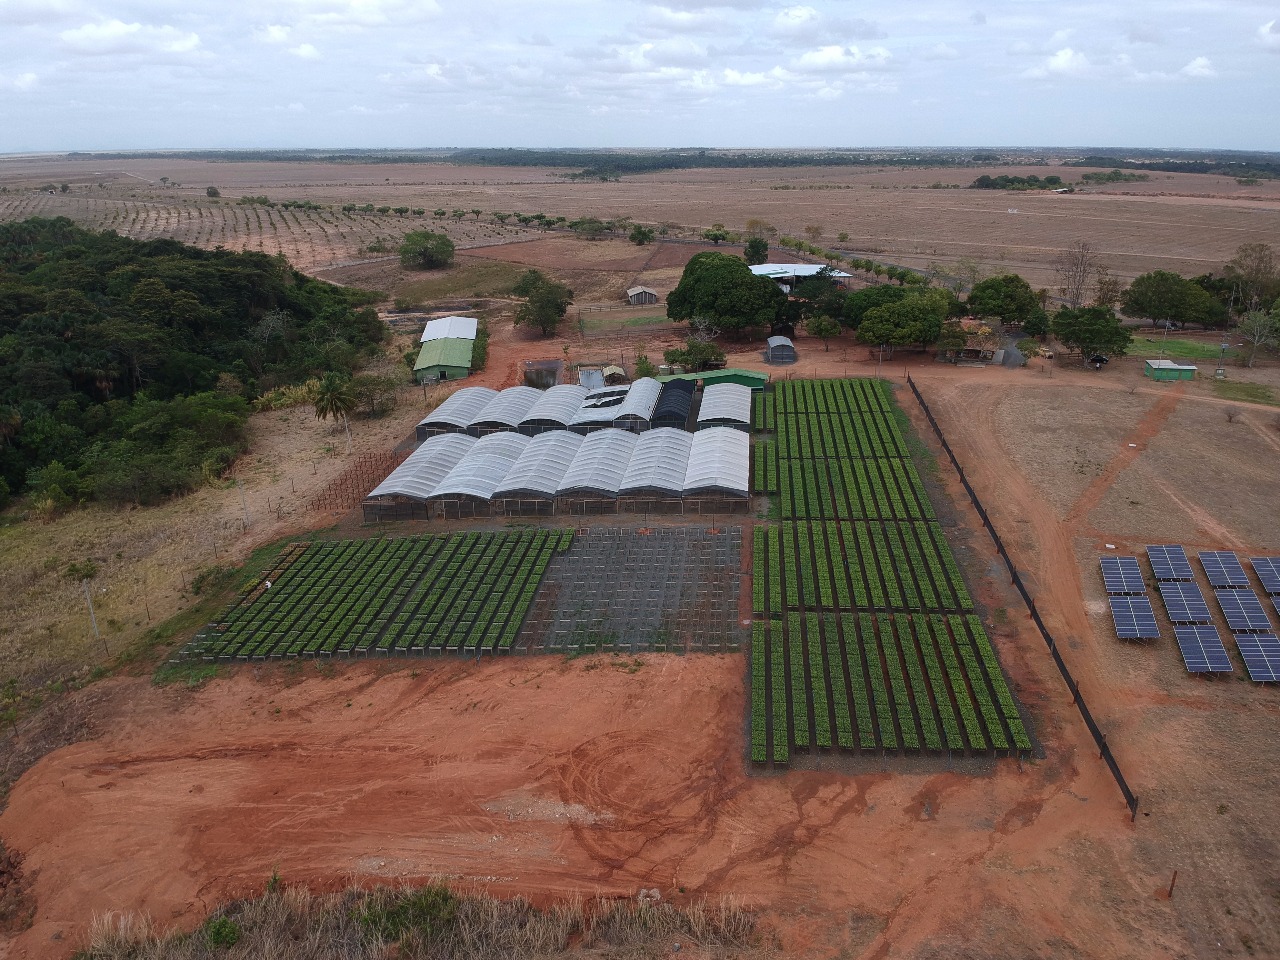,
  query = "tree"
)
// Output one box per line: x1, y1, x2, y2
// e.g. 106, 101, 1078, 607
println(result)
1238, 310, 1279, 367
398, 230, 455, 270
634, 353, 657, 378
514, 274, 574, 336
743, 237, 769, 265
1223, 242, 1278, 312
569, 217, 607, 239
629, 224, 655, 246
663, 338, 725, 371
805, 314, 841, 351
206, 186, 220, 198
840, 284, 909, 329
348, 373, 400, 417
968, 274, 1040, 326
1051, 306, 1133, 364
1093, 265, 1124, 308
313, 372, 356, 451
702, 229, 729, 245
1123, 270, 1226, 329
1054, 241, 1099, 308
804, 224, 824, 242
856, 291, 949, 356
666, 251, 787, 335
744, 218, 775, 238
